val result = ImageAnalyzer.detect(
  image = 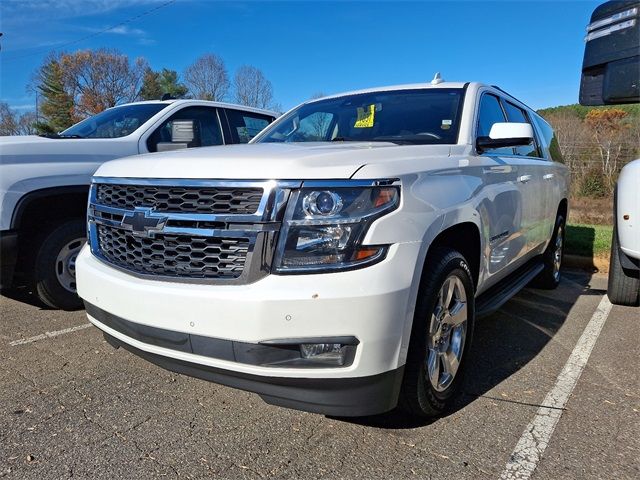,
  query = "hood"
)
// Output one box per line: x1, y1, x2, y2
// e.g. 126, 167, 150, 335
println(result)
0, 135, 136, 165
95, 142, 454, 180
